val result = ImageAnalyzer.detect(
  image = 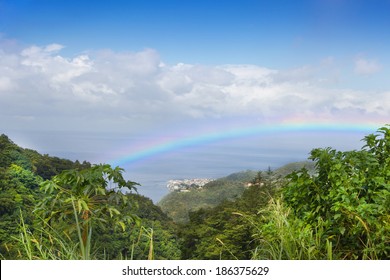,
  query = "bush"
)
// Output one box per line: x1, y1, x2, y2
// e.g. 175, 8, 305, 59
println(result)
282, 126, 390, 259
